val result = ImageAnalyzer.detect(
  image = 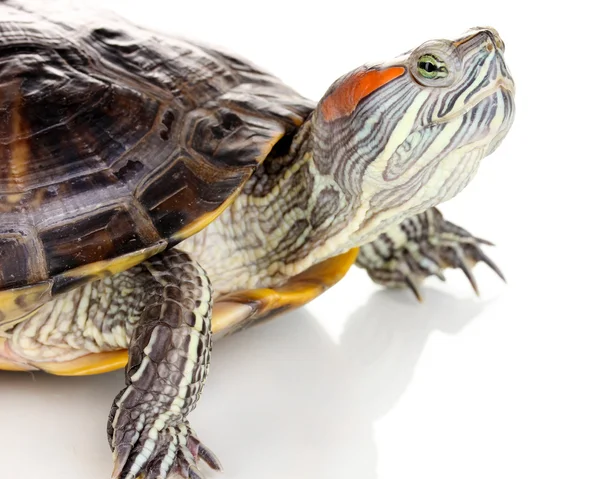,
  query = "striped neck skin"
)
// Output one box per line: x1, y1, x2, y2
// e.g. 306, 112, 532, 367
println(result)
191, 27, 515, 291
297, 28, 514, 265
237, 116, 354, 272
